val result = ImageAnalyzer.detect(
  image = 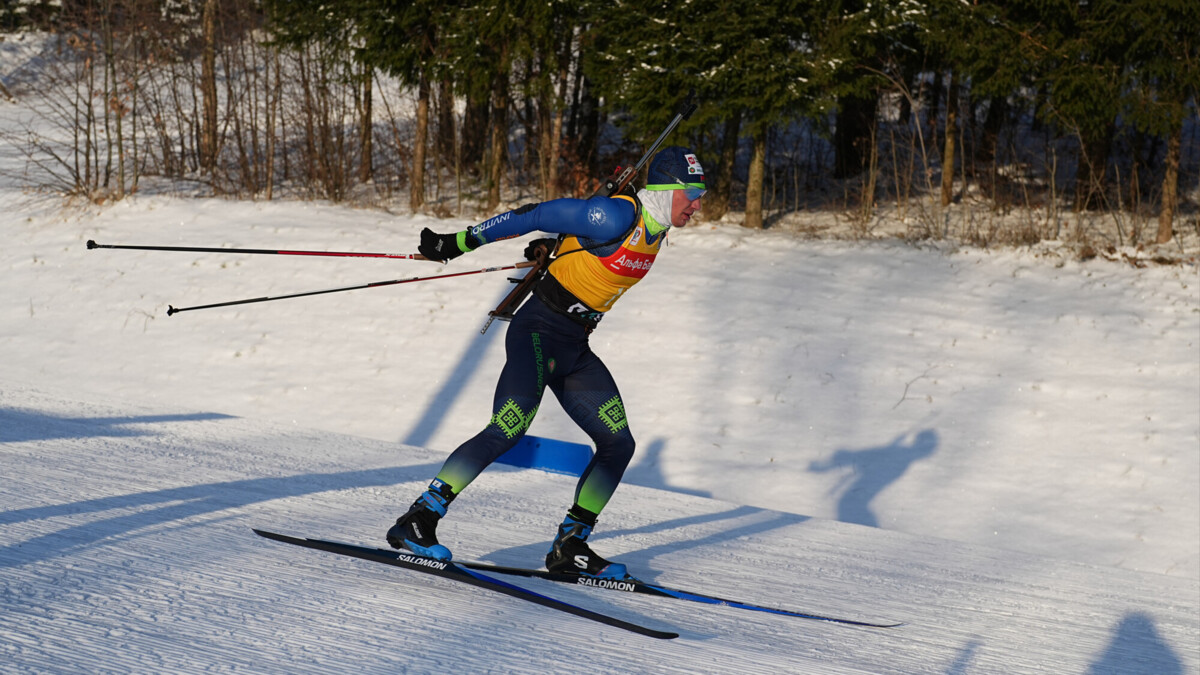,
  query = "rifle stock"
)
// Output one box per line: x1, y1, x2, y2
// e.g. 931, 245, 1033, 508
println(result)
481, 246, 549, 334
